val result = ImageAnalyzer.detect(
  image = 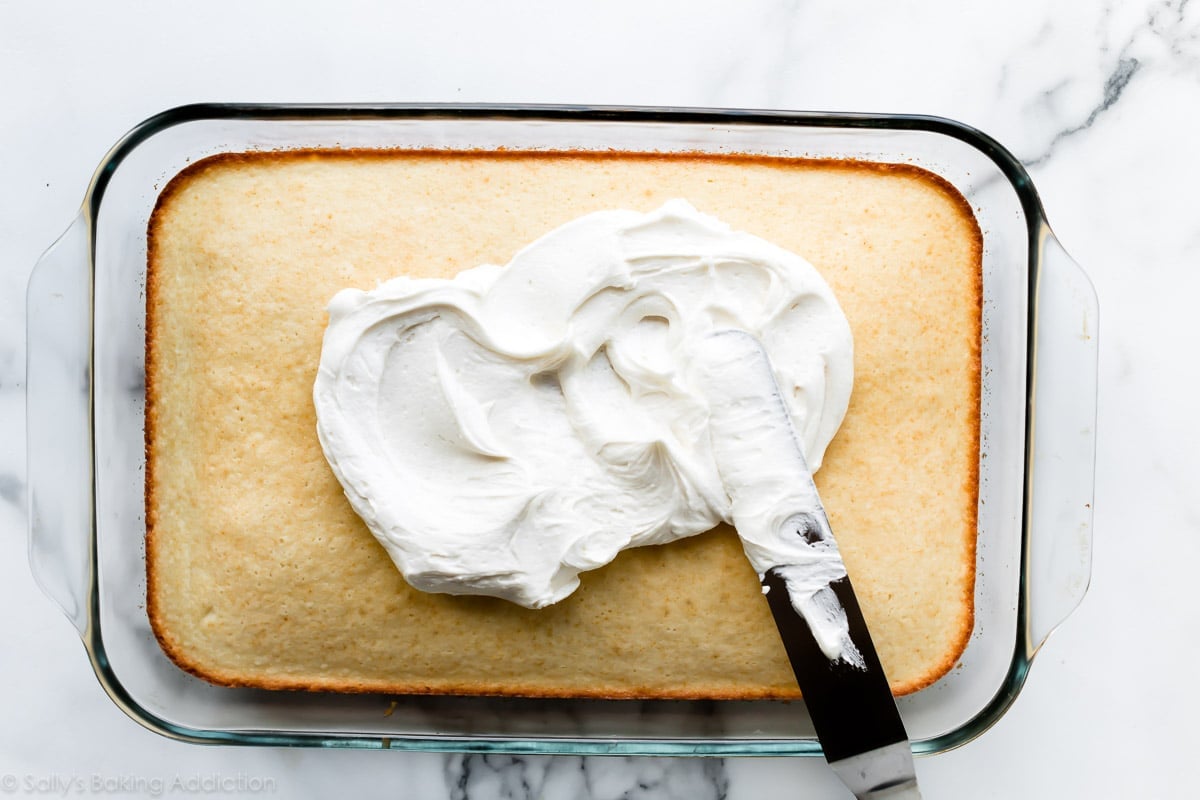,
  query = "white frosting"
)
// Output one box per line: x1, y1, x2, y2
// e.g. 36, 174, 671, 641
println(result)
313, 200, 853, 609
